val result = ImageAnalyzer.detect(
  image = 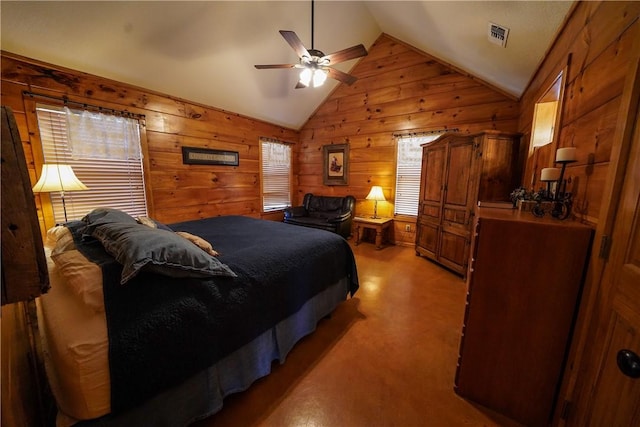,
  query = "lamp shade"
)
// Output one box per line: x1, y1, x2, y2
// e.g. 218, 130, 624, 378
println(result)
32, 164, 88, 193
366, 185, 386, 202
